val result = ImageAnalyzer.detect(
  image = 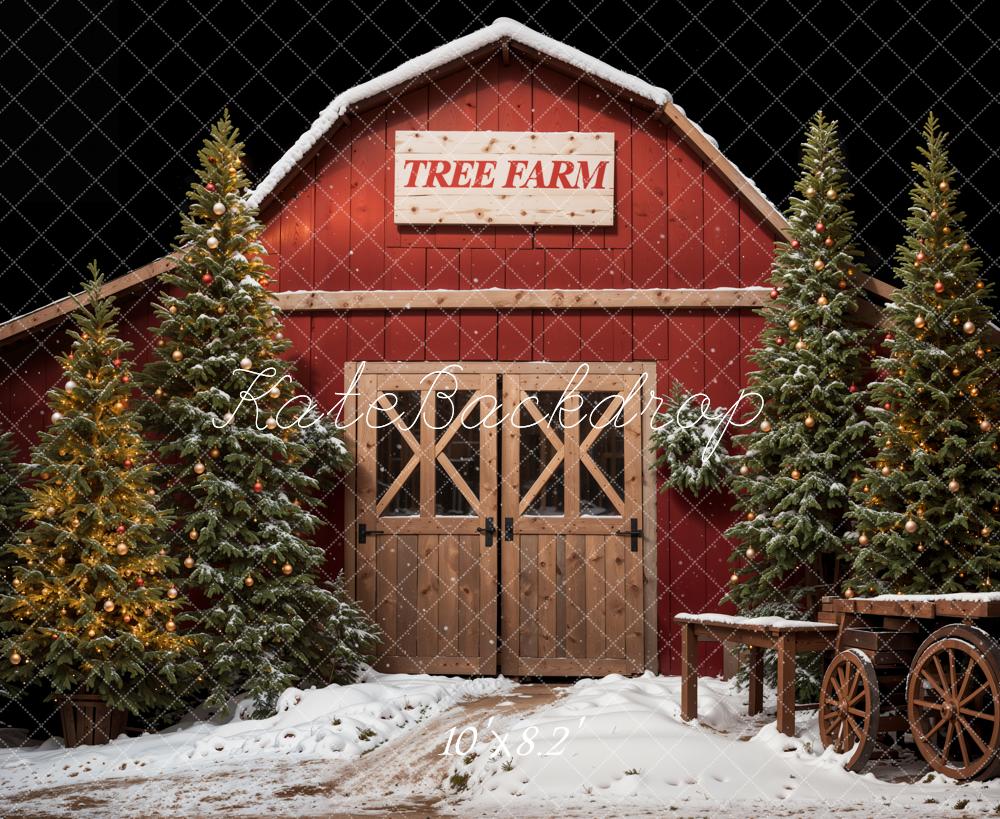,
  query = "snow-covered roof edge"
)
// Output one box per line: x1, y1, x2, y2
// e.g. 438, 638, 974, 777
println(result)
247, 17, 680, 209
